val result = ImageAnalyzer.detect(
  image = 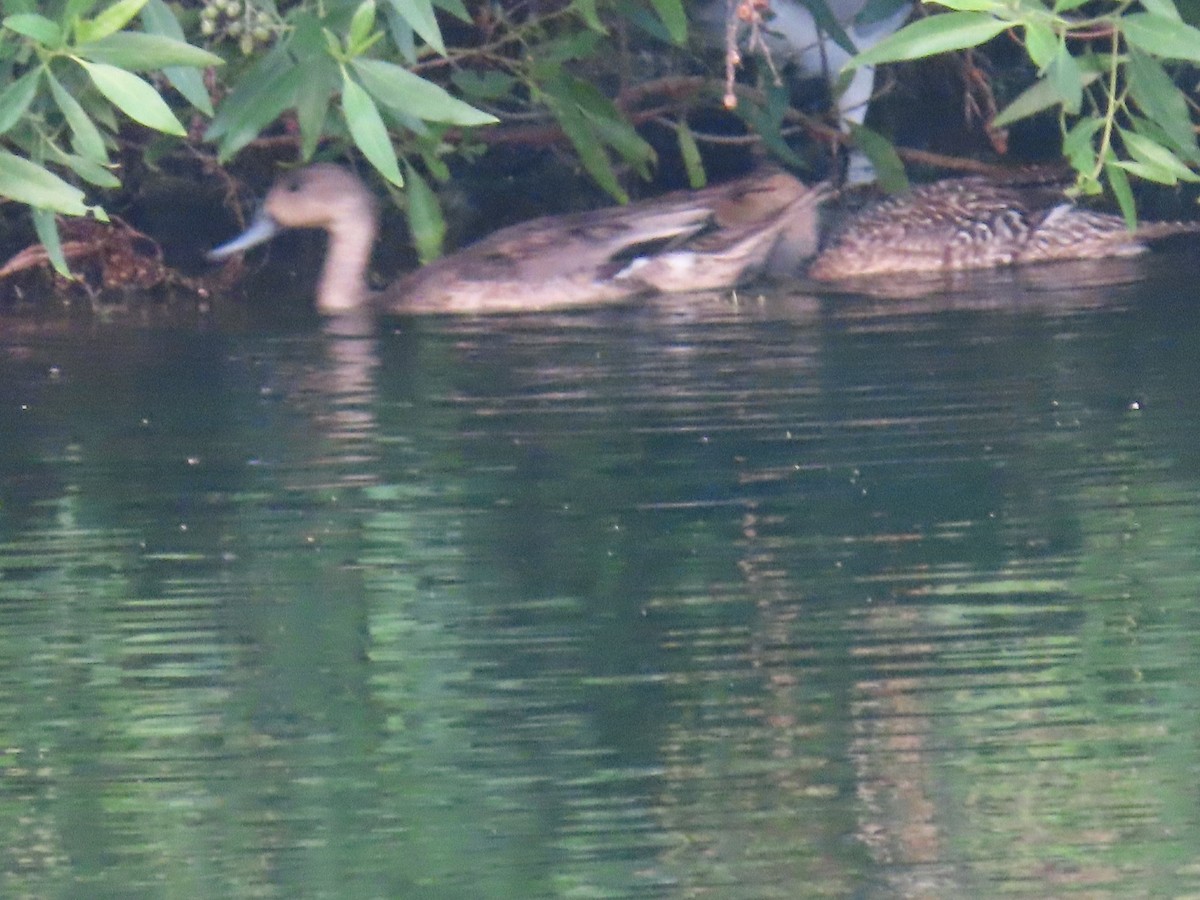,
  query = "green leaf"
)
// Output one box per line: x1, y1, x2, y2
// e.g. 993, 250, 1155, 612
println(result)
1023, 21, 1058, 70
1126, 46, 1200, 161
1120, 127, 1200, 182
76, 58, 186, 134
351, 58, 497, 125
1122, 12, 1200, 62
574, 0, 608, 33
384, 0, 445, 55
41, 137, 121, 187
848, 122, 908, 193
47, 71, 109, 163
928, 0, 1002, 11
0, 150, 101, 217
31, 207, 70, 277
139, 0, 214, 115
204, 46, 302, 157
676, 121, 706, 189
850, 12, 1011, 67
66, 0, 102, 19
450, 69, 517, 101
649, 0, 686, 44
1137, 0, 1183, 23
75, 0, 150, 44
550, 97, 625, 202
295, 64, 335, 160
992, 77, 1062, 127
433, 0, 470, 22
1103, 157, 1137, 229
1045, 42, 1081, 114
348, 0, 377, 51
993, 59, 1101, 126
403, 160, 445, 263
735, 92, 808, 169
587, 109, 655, 177
78, 31, 223, 70
341, 71, 403, 186
1062, 116, 1103, 173
0, 67, 42, 135
56, 152, 121, 188
804, 0, 857, 55
3, 13, 62, 46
